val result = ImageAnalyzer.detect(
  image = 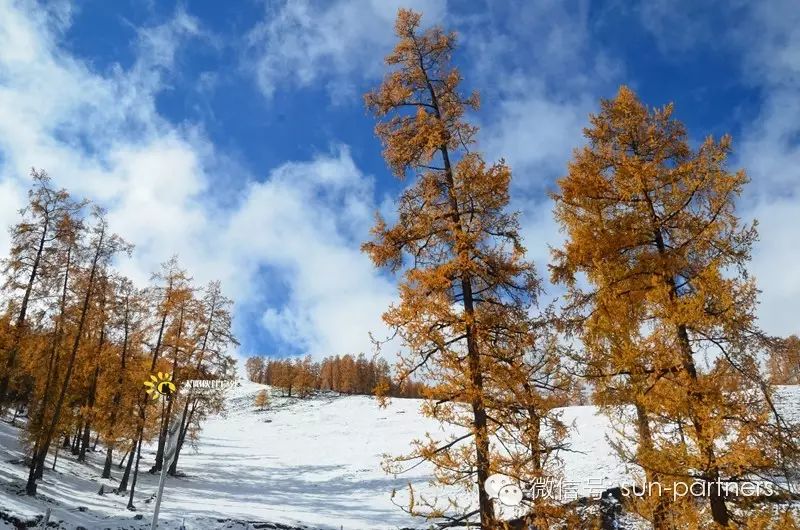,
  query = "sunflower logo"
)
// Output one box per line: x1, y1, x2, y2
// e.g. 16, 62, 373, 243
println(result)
144, 372, 177, 400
